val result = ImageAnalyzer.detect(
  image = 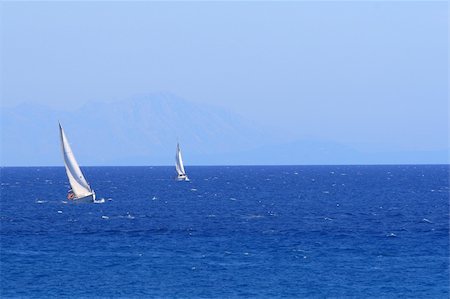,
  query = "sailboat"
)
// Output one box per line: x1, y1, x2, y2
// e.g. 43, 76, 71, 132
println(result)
59, 123, 96, 202
175, 142, 189, 181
